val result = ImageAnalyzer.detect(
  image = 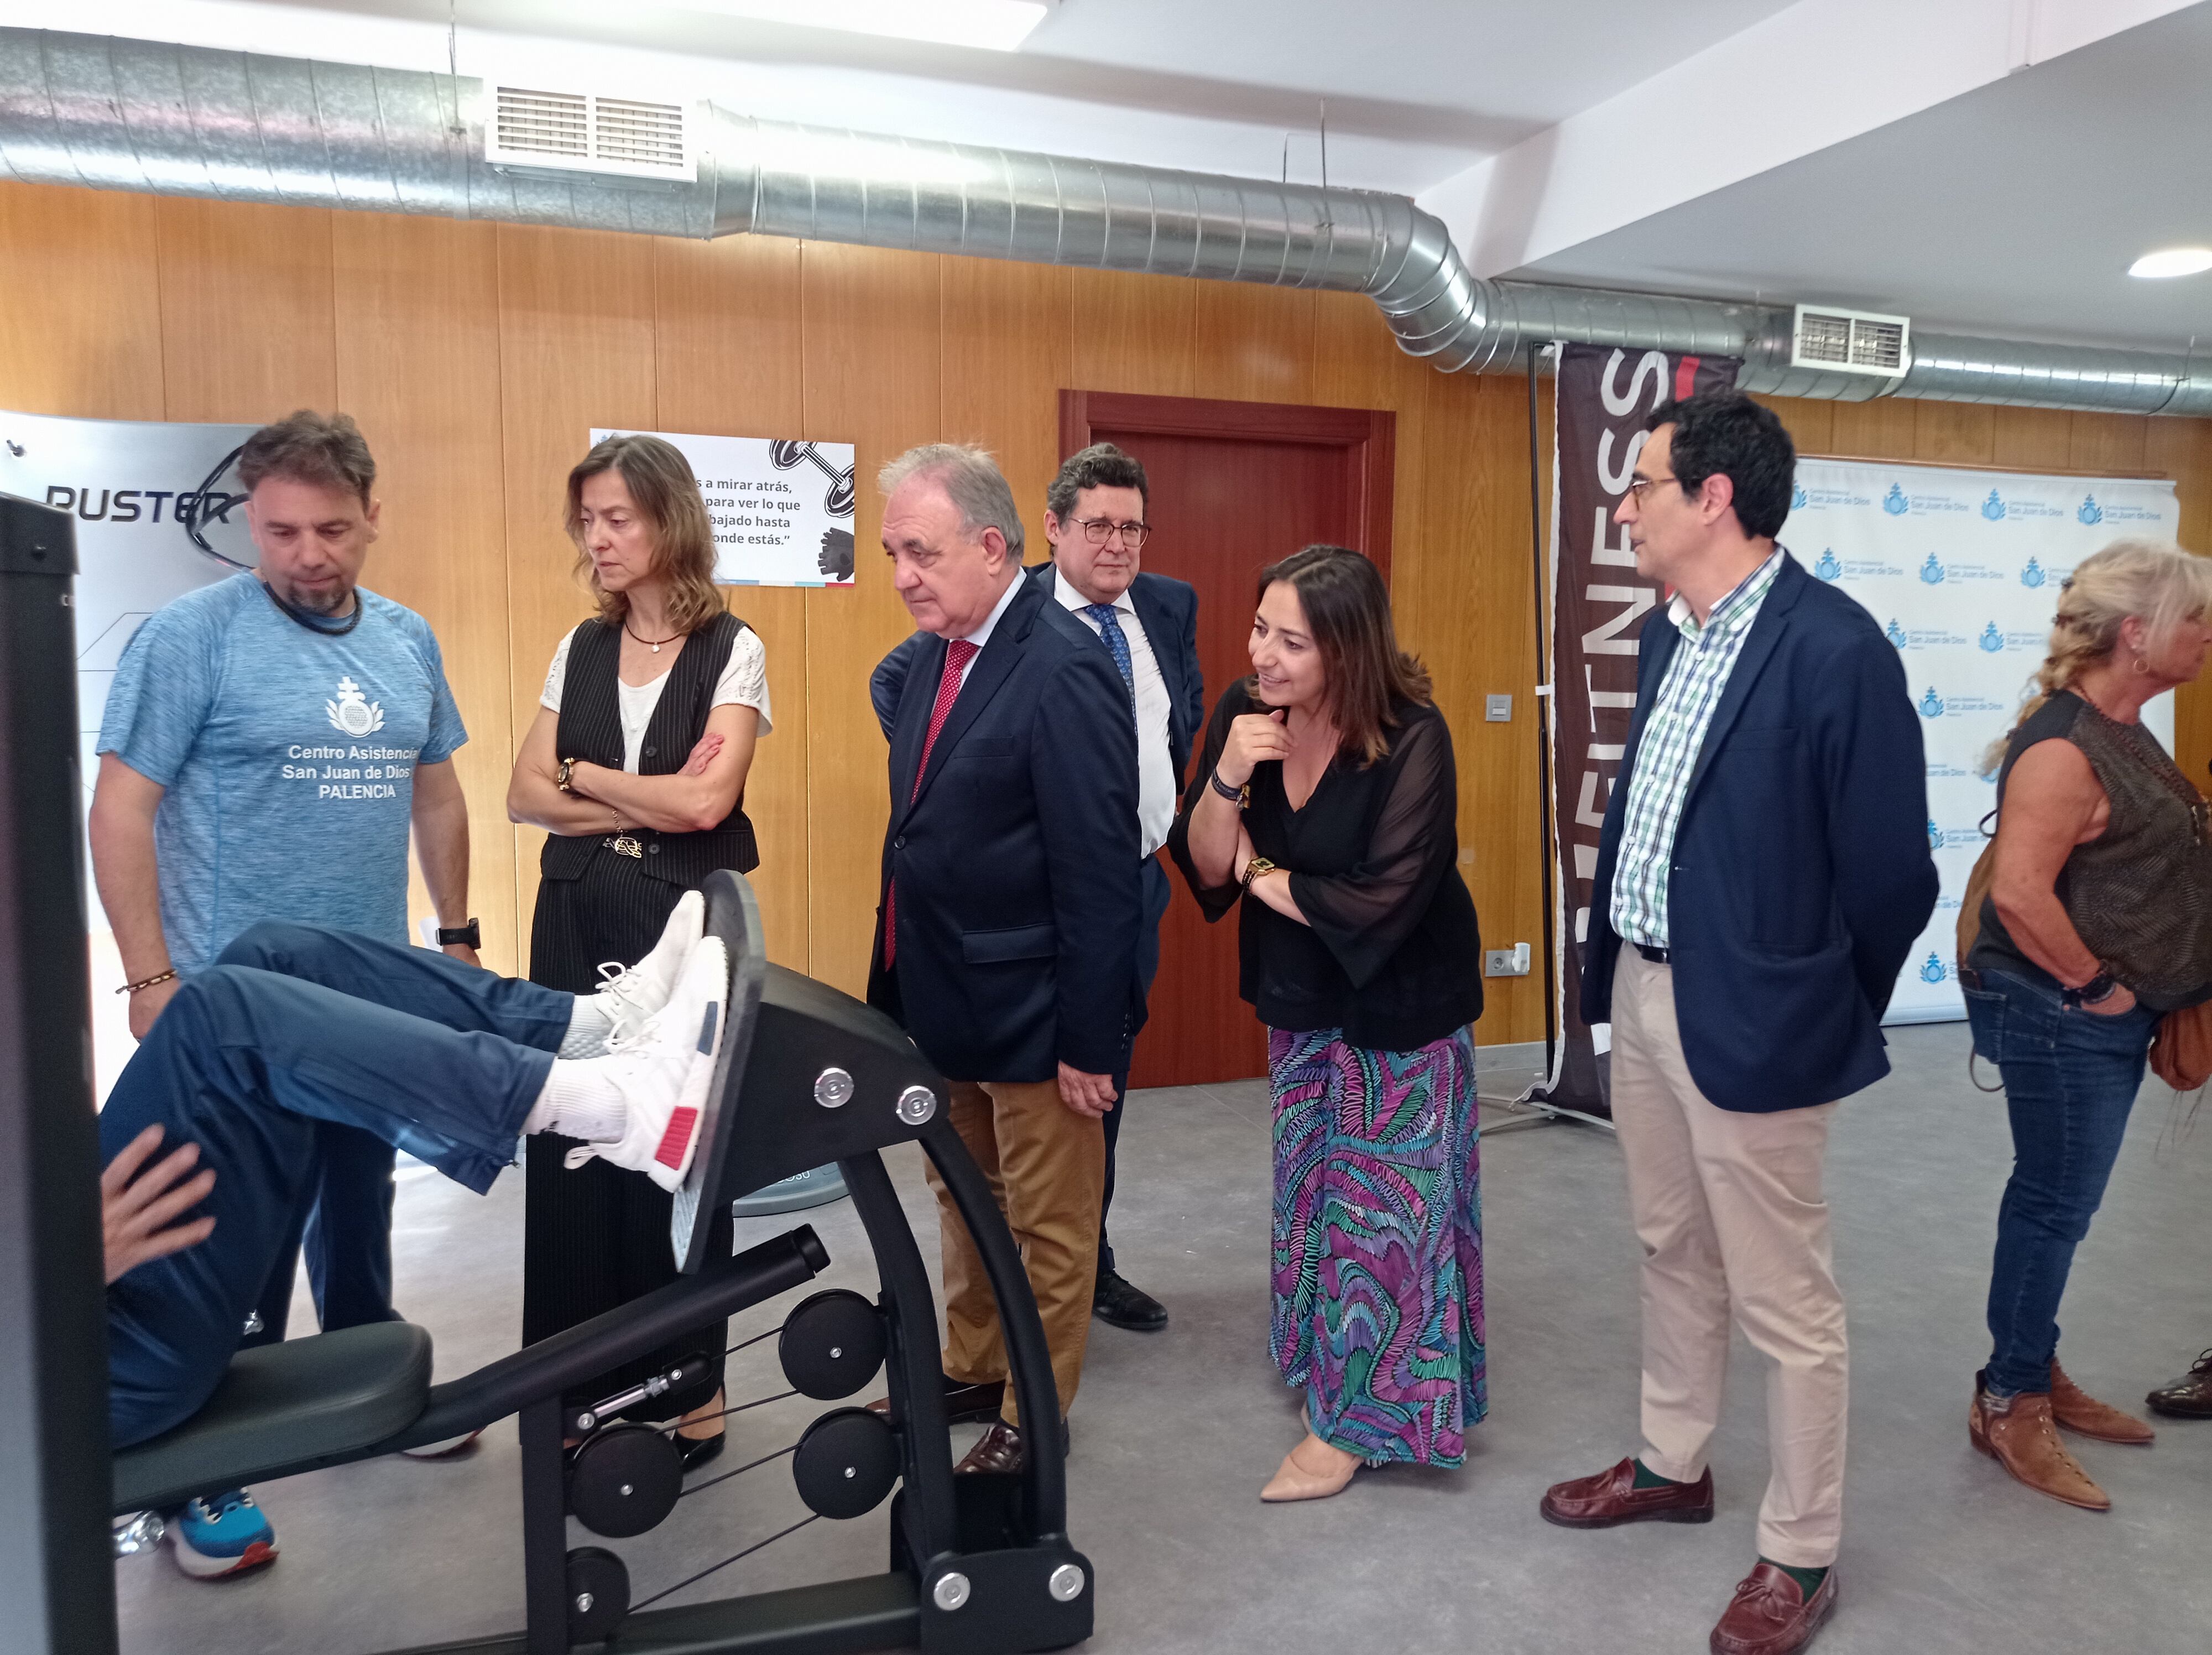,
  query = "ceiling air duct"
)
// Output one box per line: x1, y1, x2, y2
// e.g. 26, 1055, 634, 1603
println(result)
2, 28, 2208, 417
